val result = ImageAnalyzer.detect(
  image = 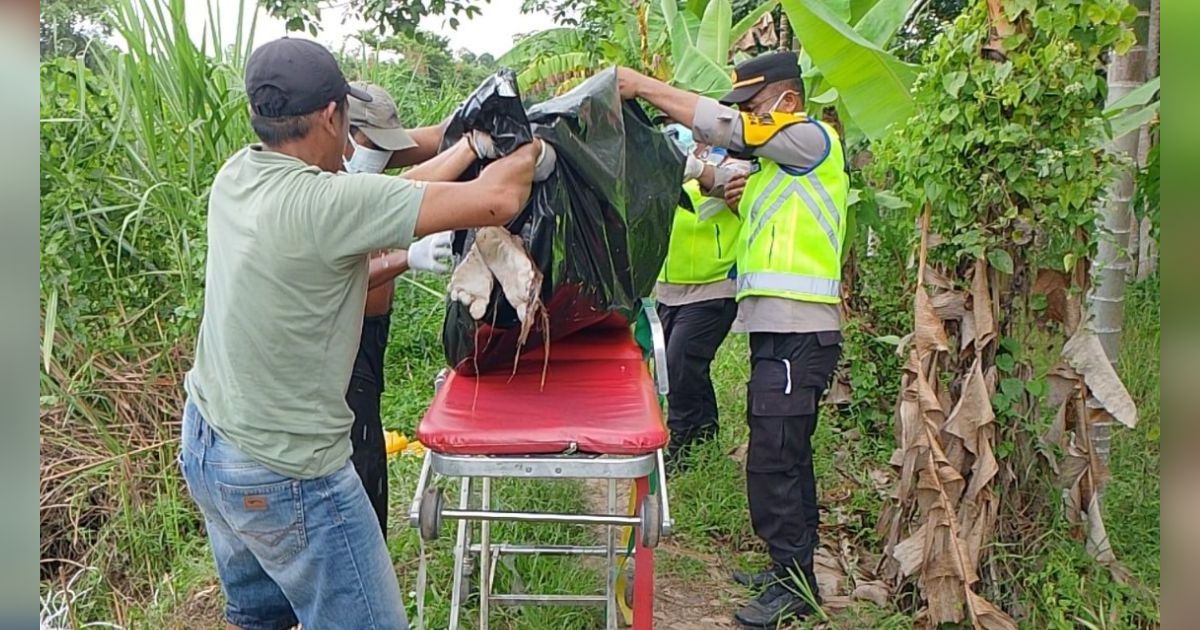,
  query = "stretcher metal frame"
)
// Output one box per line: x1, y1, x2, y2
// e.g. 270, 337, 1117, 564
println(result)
408, 304, 672, 630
